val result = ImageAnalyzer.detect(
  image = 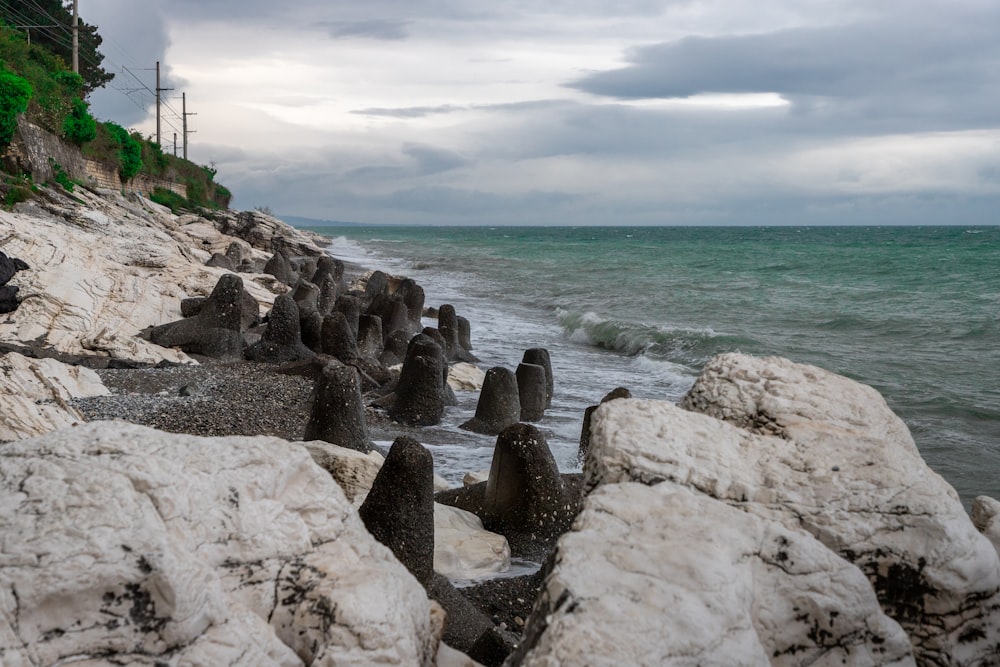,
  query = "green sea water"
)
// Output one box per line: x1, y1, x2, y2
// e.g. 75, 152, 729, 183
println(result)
307, 225, 1000, 505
